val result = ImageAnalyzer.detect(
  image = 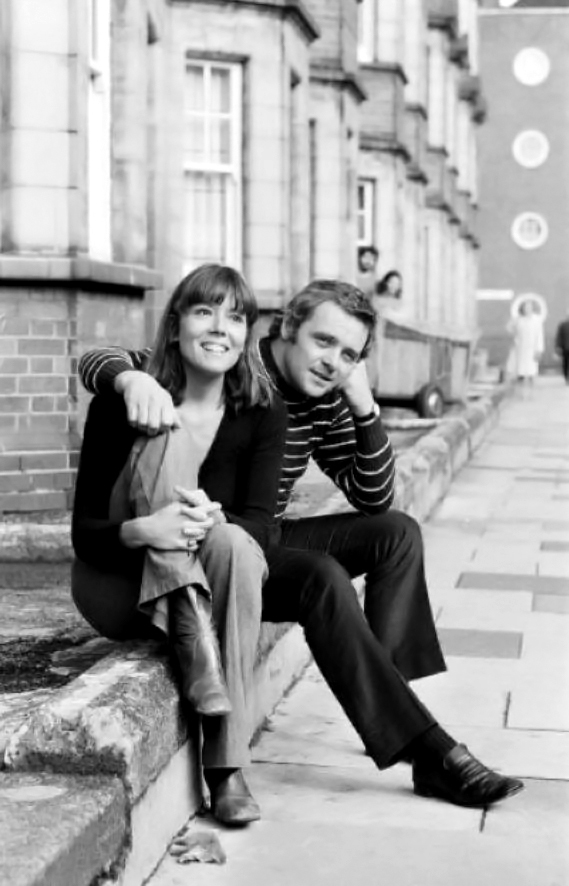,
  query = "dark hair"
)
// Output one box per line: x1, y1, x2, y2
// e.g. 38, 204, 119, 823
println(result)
376, 270, 402, 298
147, 264, 273, 411
267, 279, 377, 360
358, 245, 379, 259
